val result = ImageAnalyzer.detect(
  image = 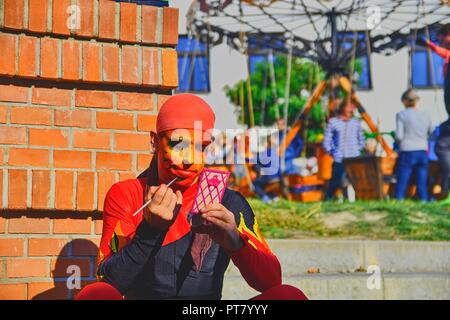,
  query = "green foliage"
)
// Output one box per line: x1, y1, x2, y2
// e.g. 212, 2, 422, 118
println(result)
248, 199, 450, 241
224, 56, 326, 139
224, 55, 366, 144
